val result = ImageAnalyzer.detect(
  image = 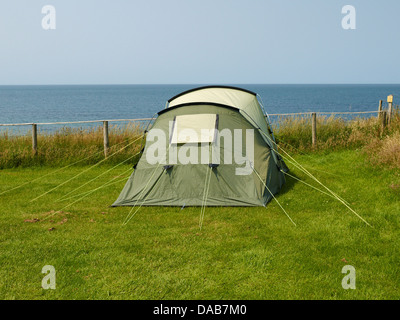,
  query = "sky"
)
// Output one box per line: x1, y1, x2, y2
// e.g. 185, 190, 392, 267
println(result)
0, 0, 399, 85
